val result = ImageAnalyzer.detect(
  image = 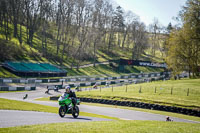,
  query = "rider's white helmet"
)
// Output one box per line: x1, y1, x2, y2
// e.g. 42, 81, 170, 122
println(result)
65, 85, 71, 91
